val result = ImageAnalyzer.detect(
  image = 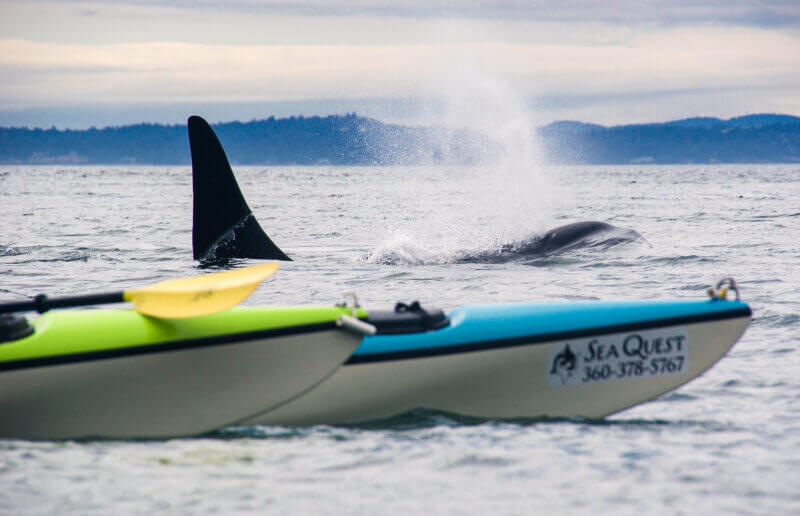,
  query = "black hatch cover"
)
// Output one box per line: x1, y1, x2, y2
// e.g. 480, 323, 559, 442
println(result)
365, 301, 450, 335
